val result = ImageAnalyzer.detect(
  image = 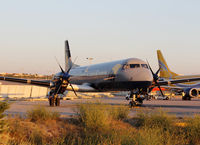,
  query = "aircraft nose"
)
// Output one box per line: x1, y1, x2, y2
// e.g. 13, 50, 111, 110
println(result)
137, 69, 153, 82
121, 69, 153, 82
